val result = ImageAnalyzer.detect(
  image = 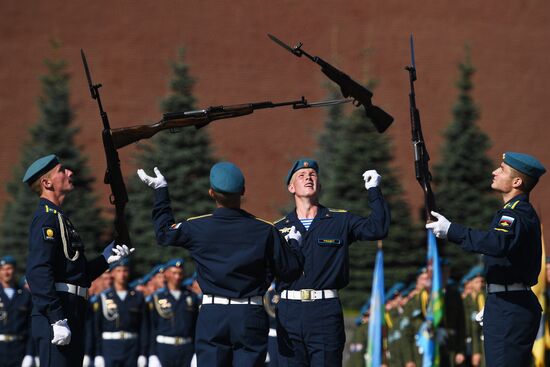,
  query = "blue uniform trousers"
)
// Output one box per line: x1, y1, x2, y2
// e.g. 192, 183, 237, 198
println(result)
196, 304, 268, 367
103, 339, 139, 367
0, 340, 26, 367
33, 293, 87, 367
276, 298, 345, 367
483, 290, 540, 367
157, 343, 194, 367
